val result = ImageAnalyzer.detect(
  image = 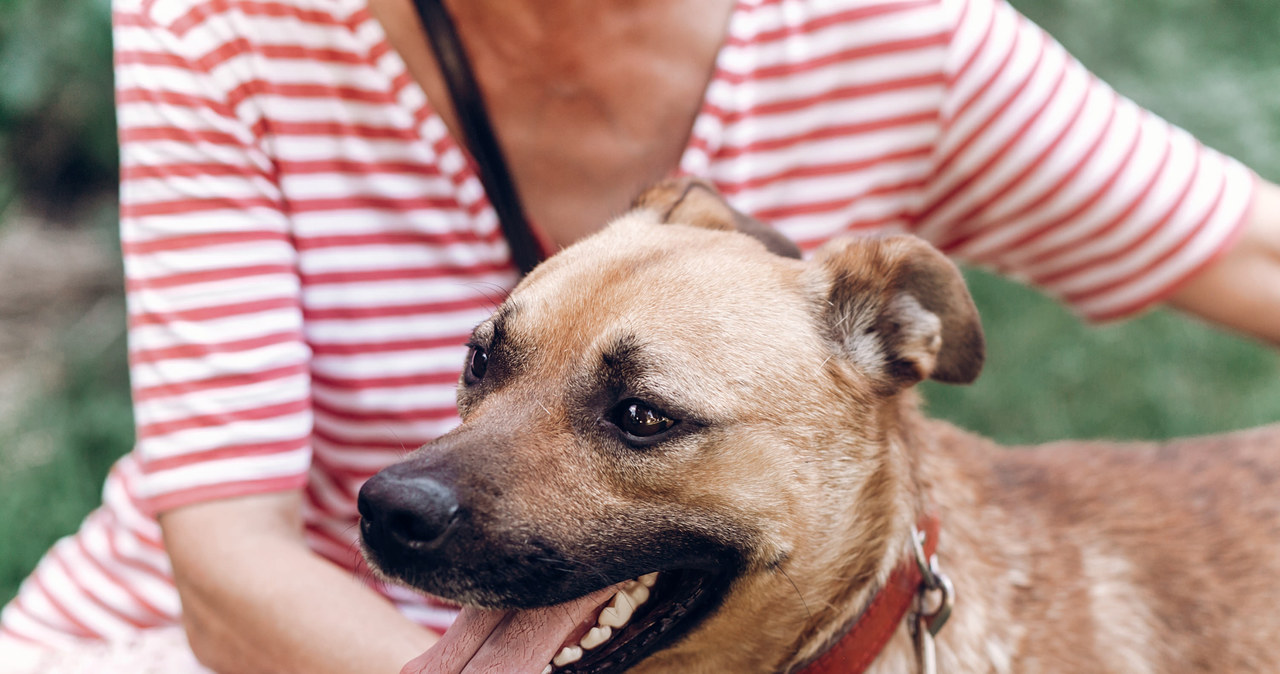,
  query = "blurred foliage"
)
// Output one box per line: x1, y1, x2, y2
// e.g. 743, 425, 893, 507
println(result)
0, 0, 126, 602
0, 0, 117, 217
0, 315, 133, 600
